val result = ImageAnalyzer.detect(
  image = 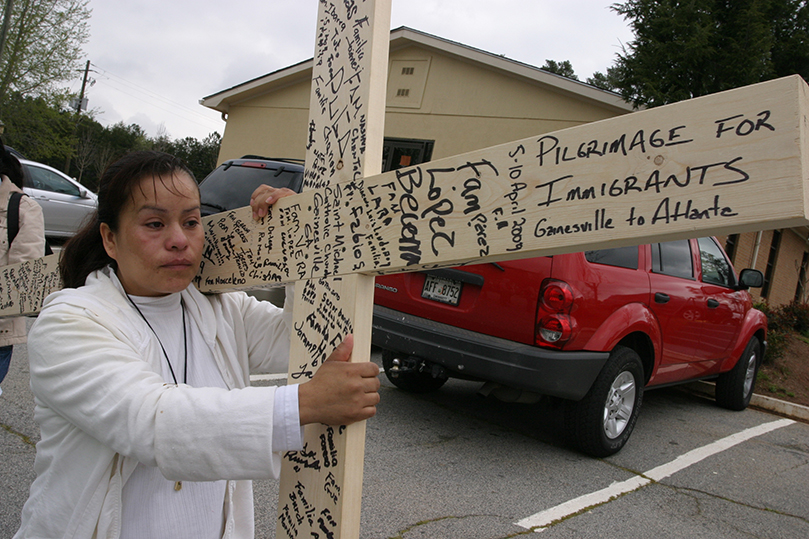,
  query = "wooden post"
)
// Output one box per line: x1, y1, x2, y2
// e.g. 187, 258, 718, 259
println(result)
0, 254, 60, 317
275, 2, 391, 539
